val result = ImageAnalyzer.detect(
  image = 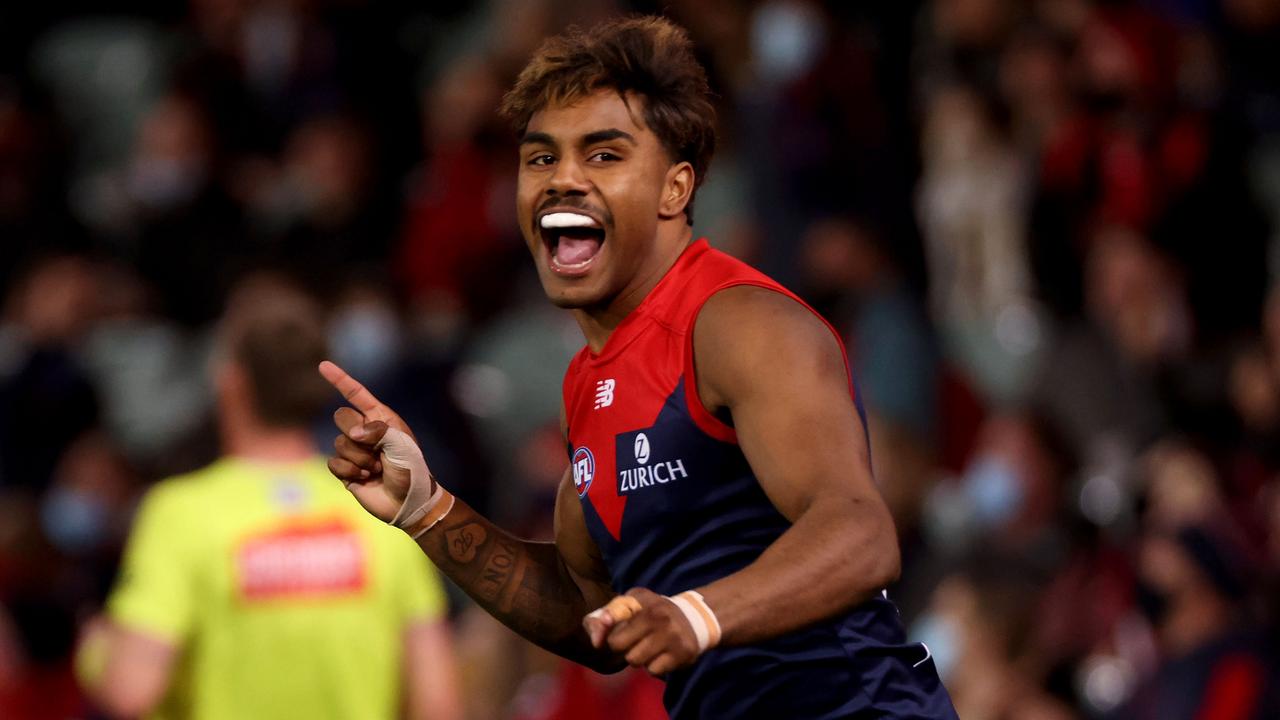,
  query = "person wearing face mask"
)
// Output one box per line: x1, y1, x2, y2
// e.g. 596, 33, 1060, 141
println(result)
1115, 524, 1280, 720
76, 277, 462, 720
322, 16, 956, 720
